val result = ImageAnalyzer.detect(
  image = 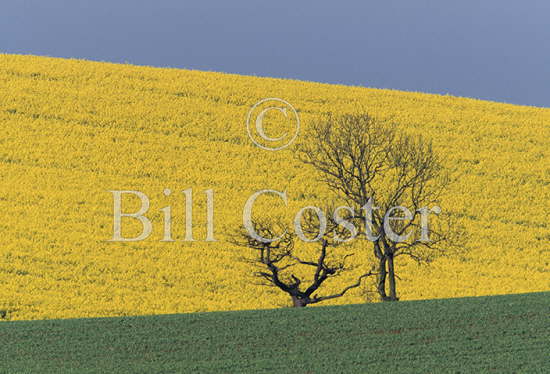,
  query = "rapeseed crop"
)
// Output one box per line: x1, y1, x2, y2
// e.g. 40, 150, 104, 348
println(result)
0, 54, 548, 320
